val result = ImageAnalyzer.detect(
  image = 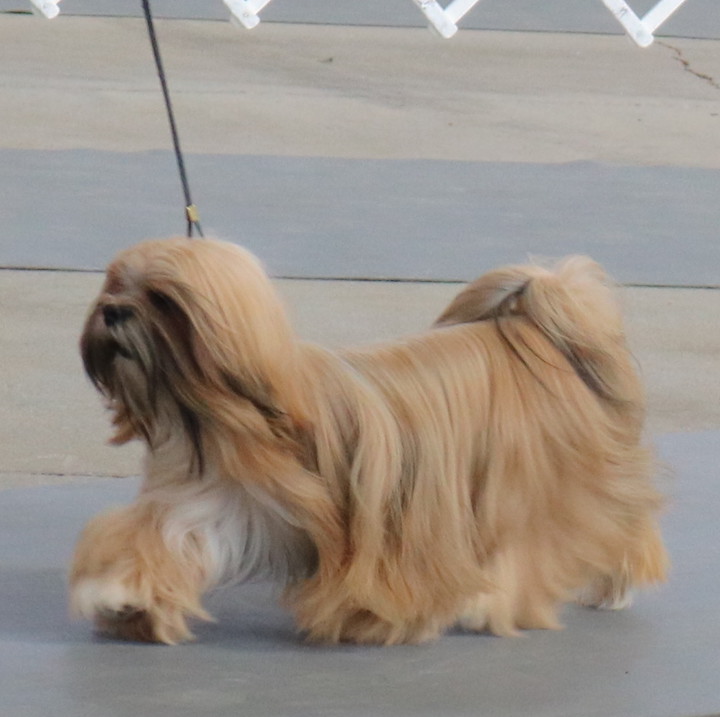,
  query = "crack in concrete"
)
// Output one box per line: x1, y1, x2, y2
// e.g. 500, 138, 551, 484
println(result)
658, 41, 720, 91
